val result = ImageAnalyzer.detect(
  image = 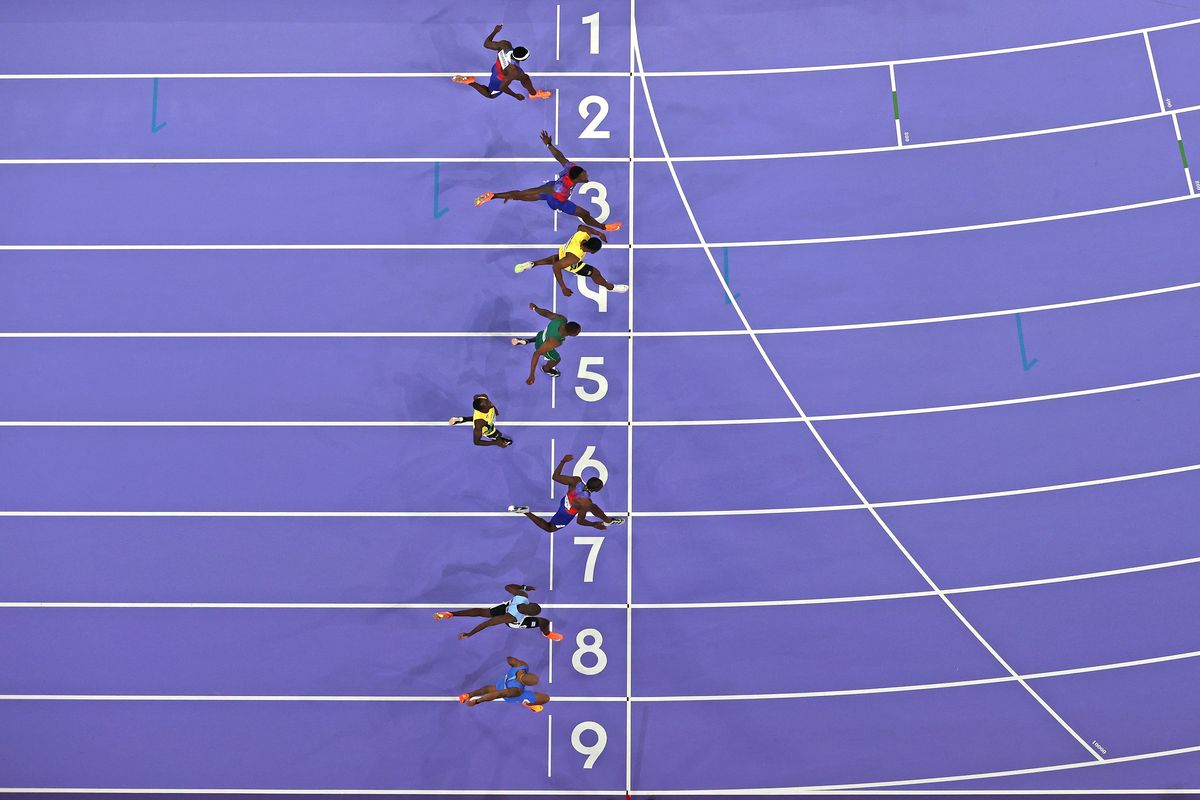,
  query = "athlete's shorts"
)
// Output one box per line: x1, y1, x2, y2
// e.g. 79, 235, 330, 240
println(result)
539, 194, 579, 215
565, 262, 595, 278
486, 67, 505, 95
533, 331, 561, 363
549, 503, 577, 528
498, 680, 539, 705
